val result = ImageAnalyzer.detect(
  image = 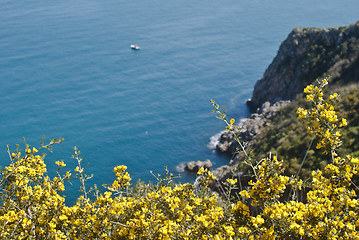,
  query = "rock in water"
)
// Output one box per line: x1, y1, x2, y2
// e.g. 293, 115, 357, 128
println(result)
184, 159, 213, 173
